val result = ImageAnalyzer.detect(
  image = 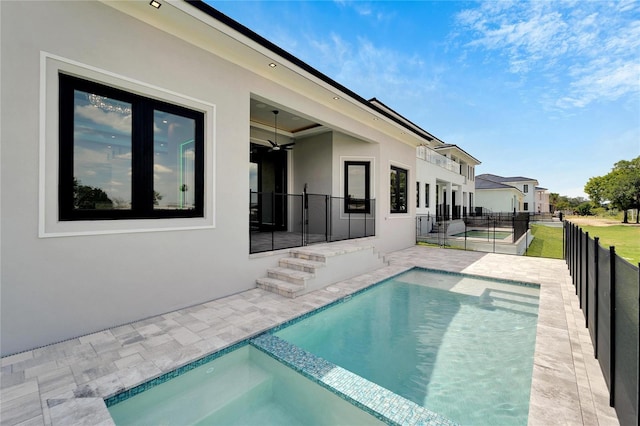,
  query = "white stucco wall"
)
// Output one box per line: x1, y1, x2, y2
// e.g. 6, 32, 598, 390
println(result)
475, 189, 523, 213
0, 1, 419, 355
